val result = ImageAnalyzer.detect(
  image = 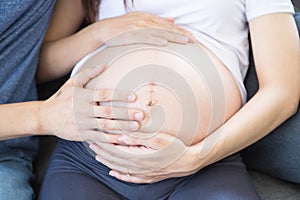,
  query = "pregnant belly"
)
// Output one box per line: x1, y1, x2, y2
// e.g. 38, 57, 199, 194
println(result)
74, 42, 242, 146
